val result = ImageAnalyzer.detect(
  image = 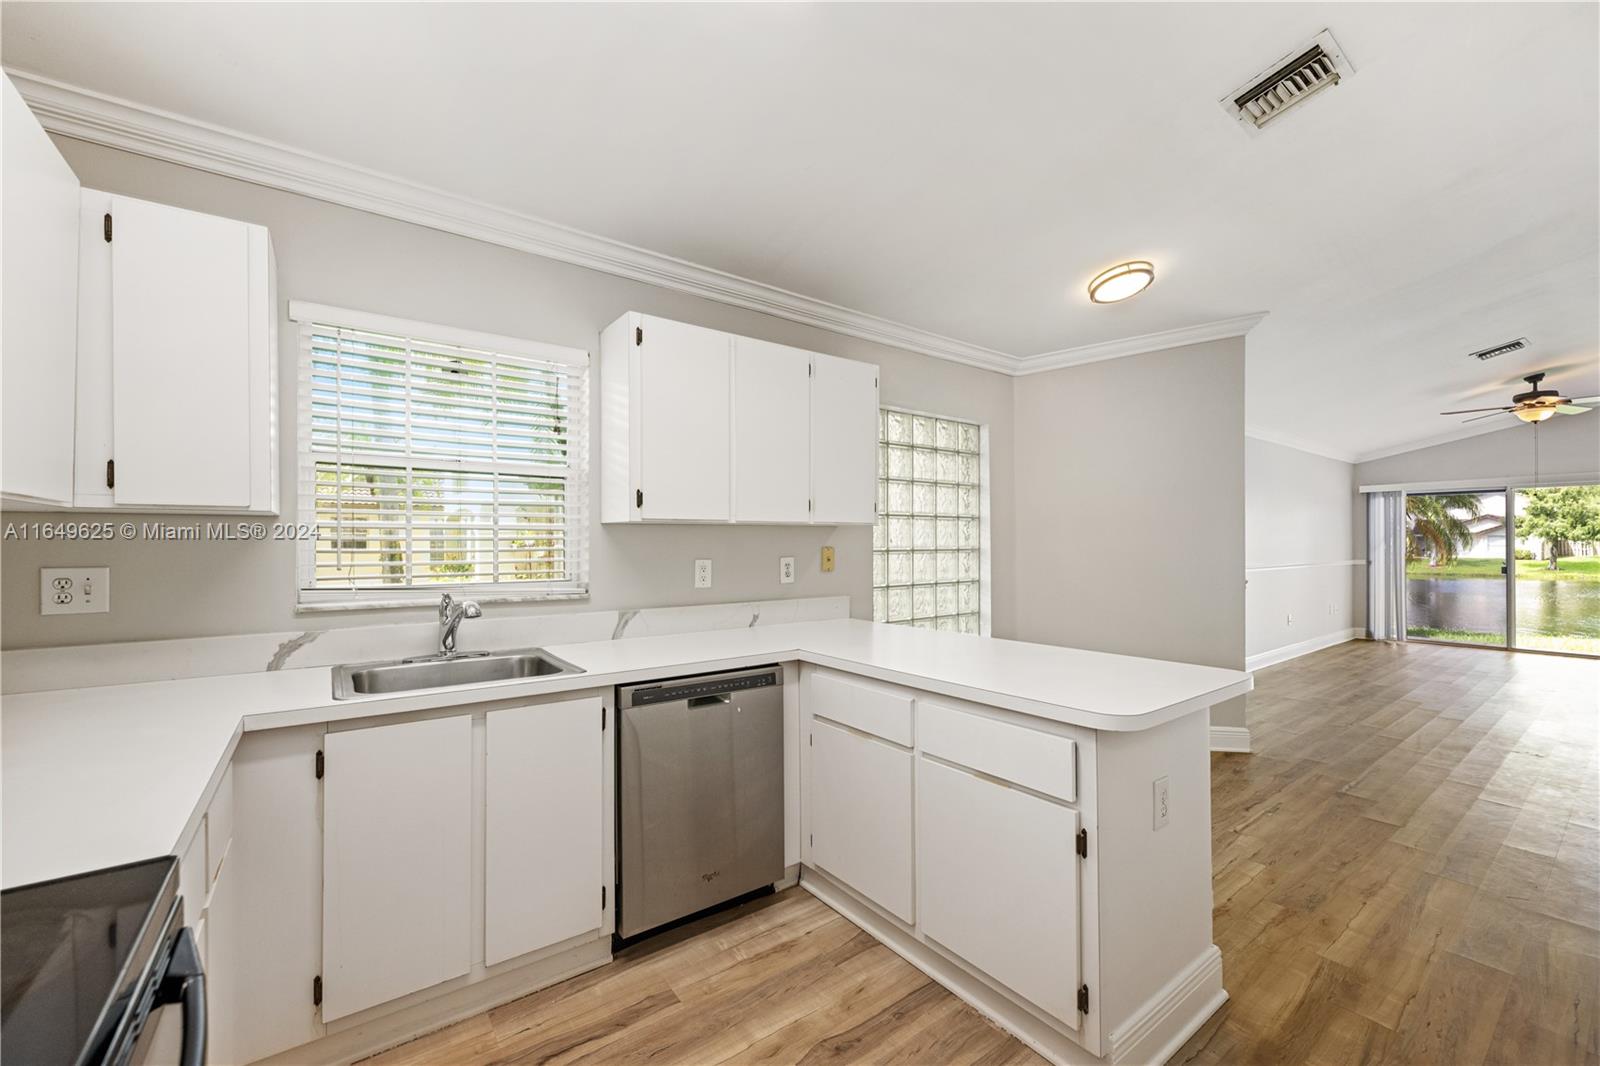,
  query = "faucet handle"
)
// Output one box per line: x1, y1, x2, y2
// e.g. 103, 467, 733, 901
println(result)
462, 600, 482, 619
